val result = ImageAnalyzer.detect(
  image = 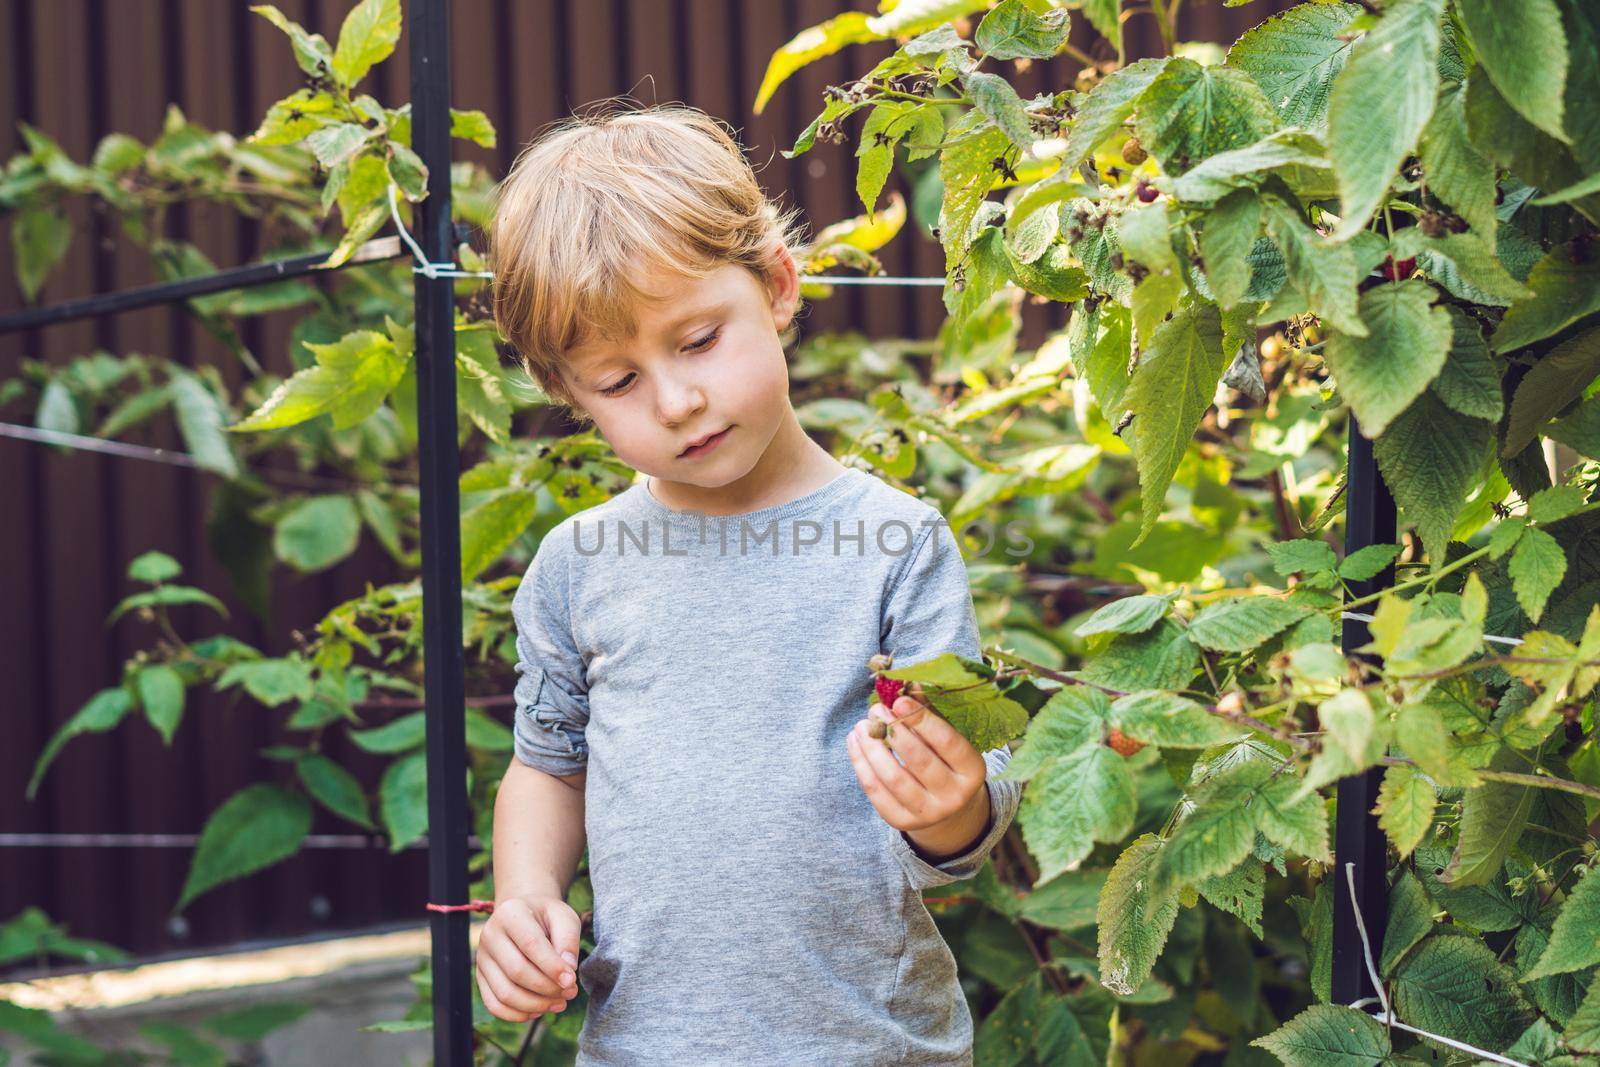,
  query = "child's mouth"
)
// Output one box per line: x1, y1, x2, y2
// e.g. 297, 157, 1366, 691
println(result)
679, 427, 730, 458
